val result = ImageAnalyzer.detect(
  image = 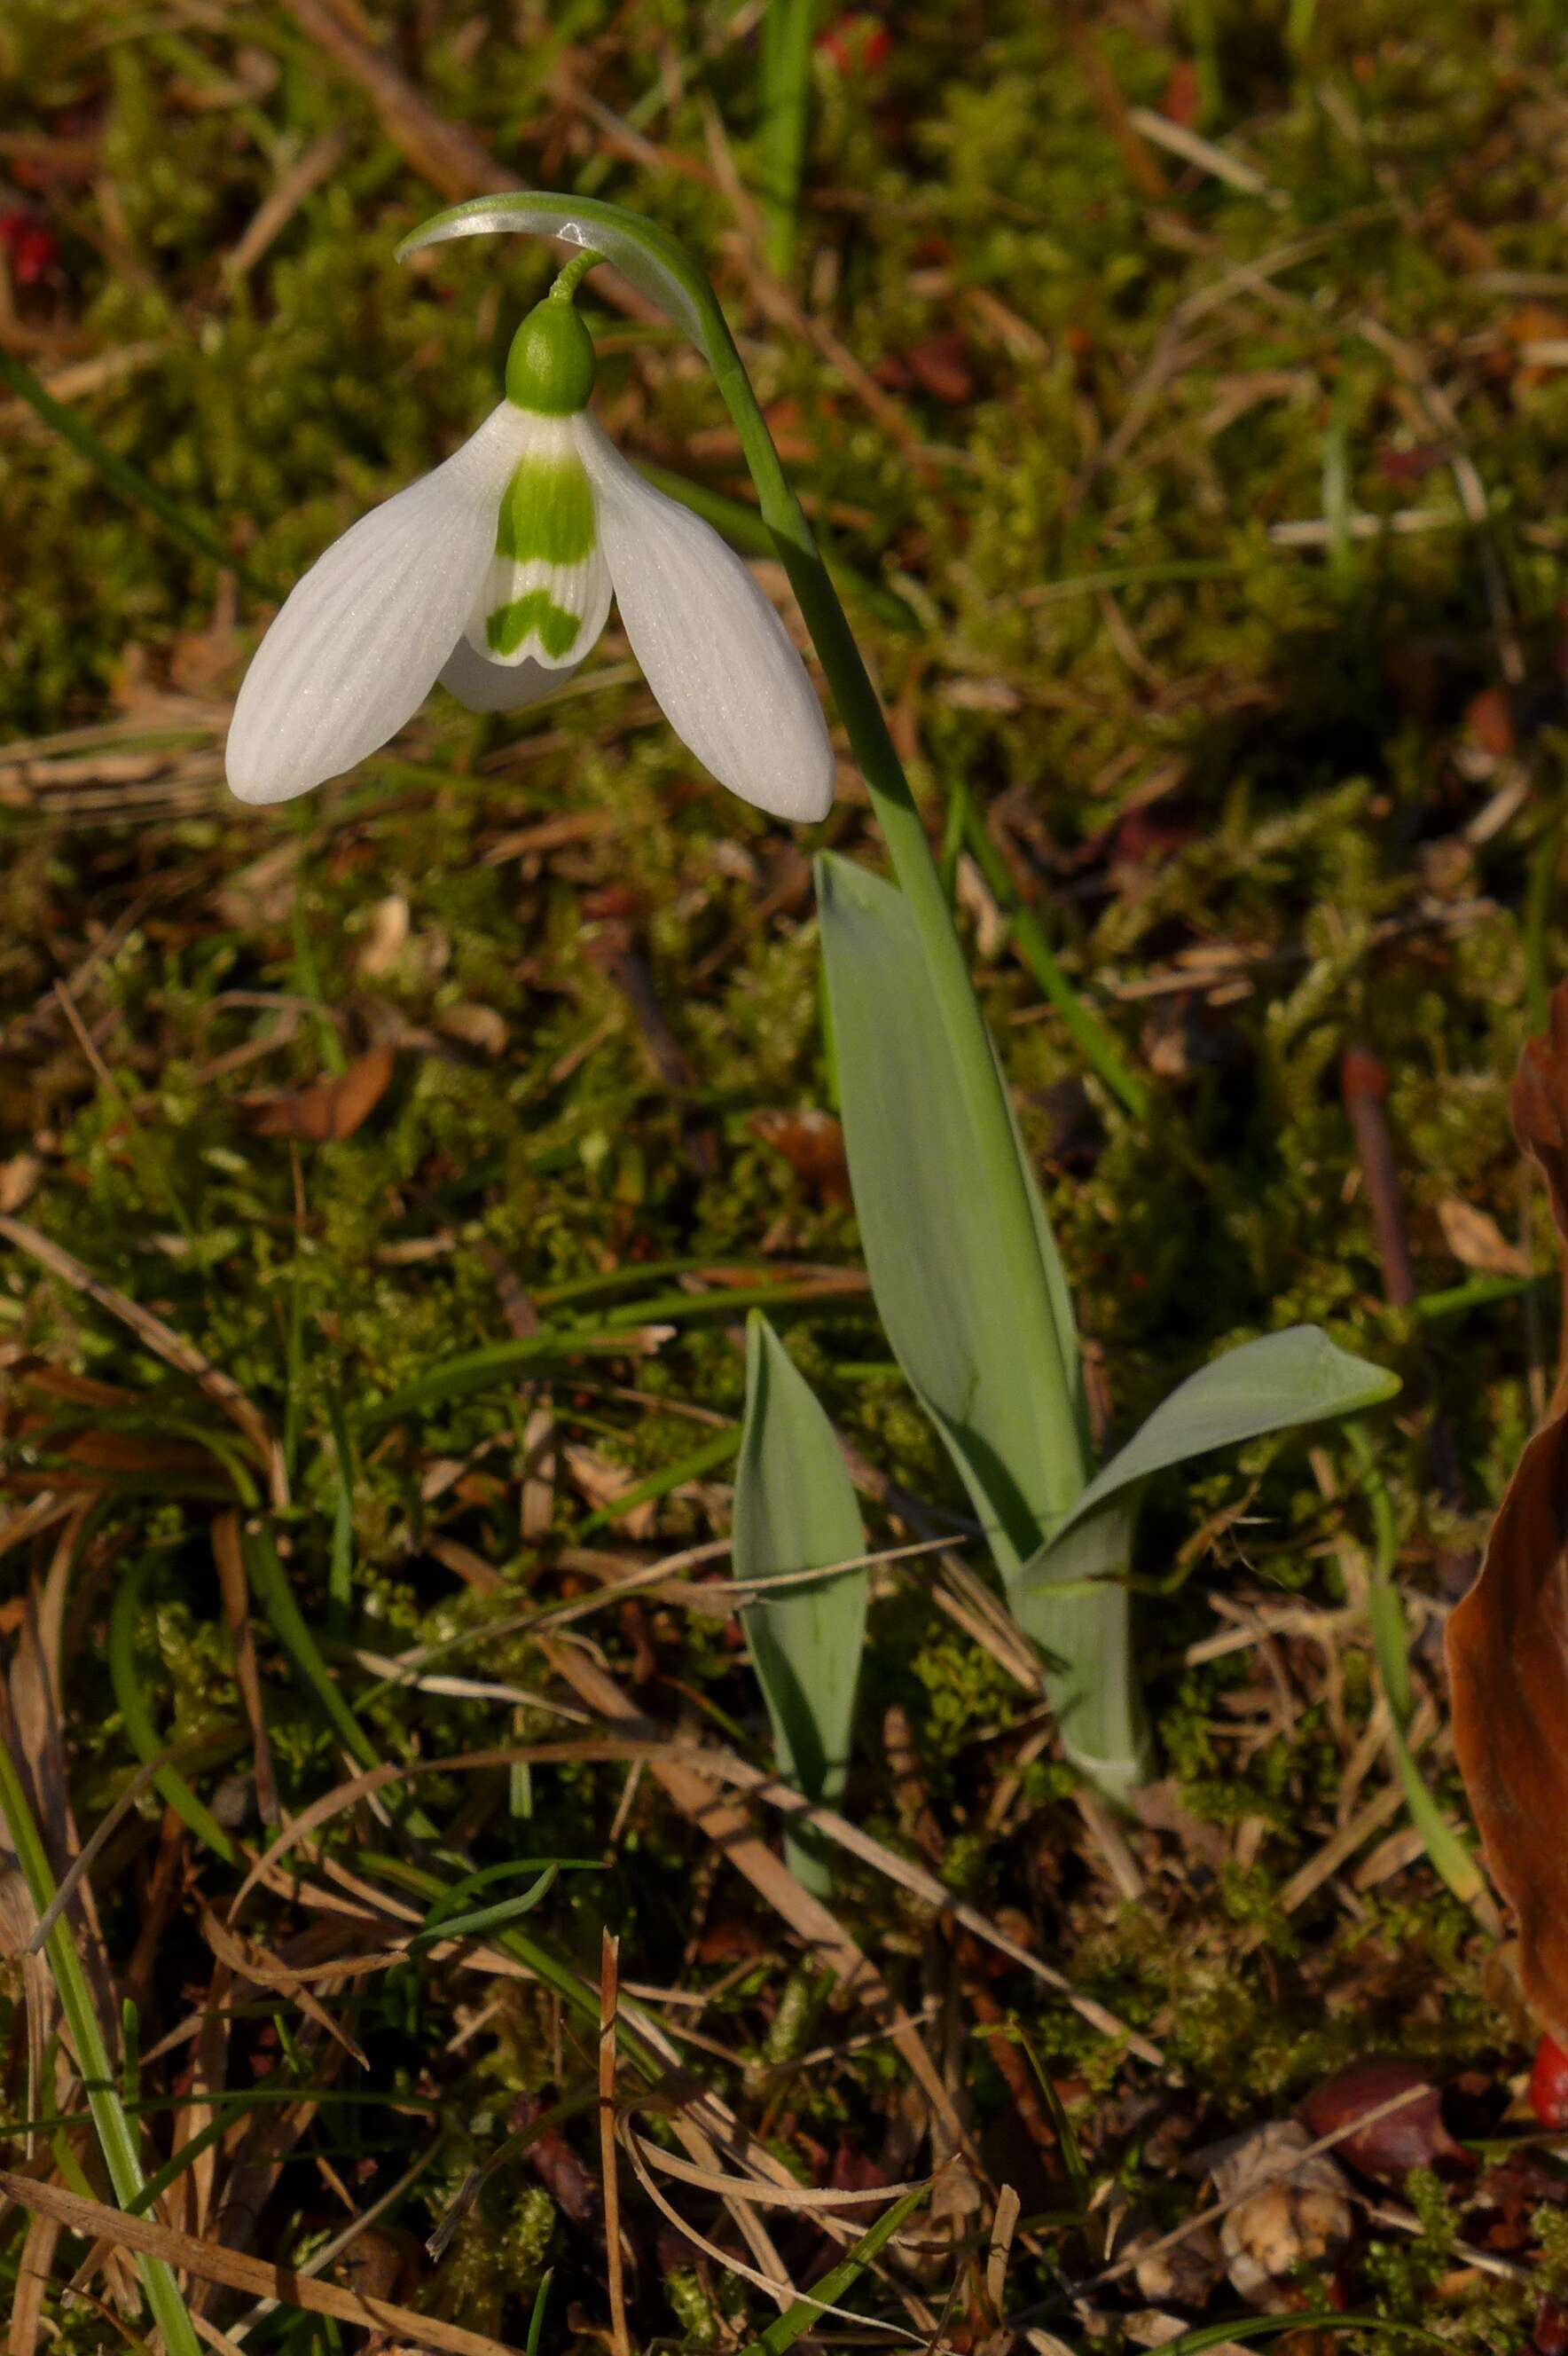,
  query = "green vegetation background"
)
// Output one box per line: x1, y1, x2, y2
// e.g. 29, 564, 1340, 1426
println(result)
2, 0, 1567, 2345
